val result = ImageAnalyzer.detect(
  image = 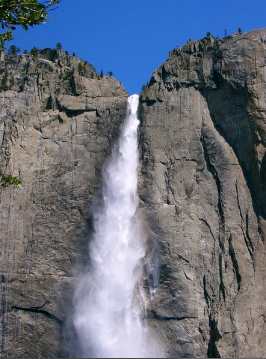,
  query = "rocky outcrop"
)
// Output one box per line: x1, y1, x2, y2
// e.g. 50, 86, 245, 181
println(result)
0, 49, 127, 358
1, 29, 266, 359
139, 29, 266, 357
